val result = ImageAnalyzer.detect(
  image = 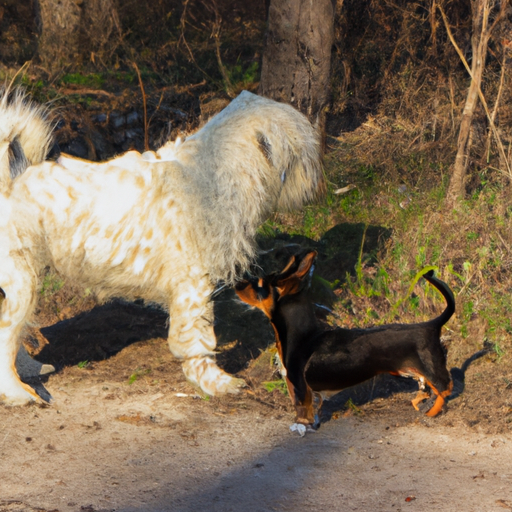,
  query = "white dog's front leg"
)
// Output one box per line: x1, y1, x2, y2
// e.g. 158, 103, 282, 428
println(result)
167, 278, 245, 395
182, 355, 245, 395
